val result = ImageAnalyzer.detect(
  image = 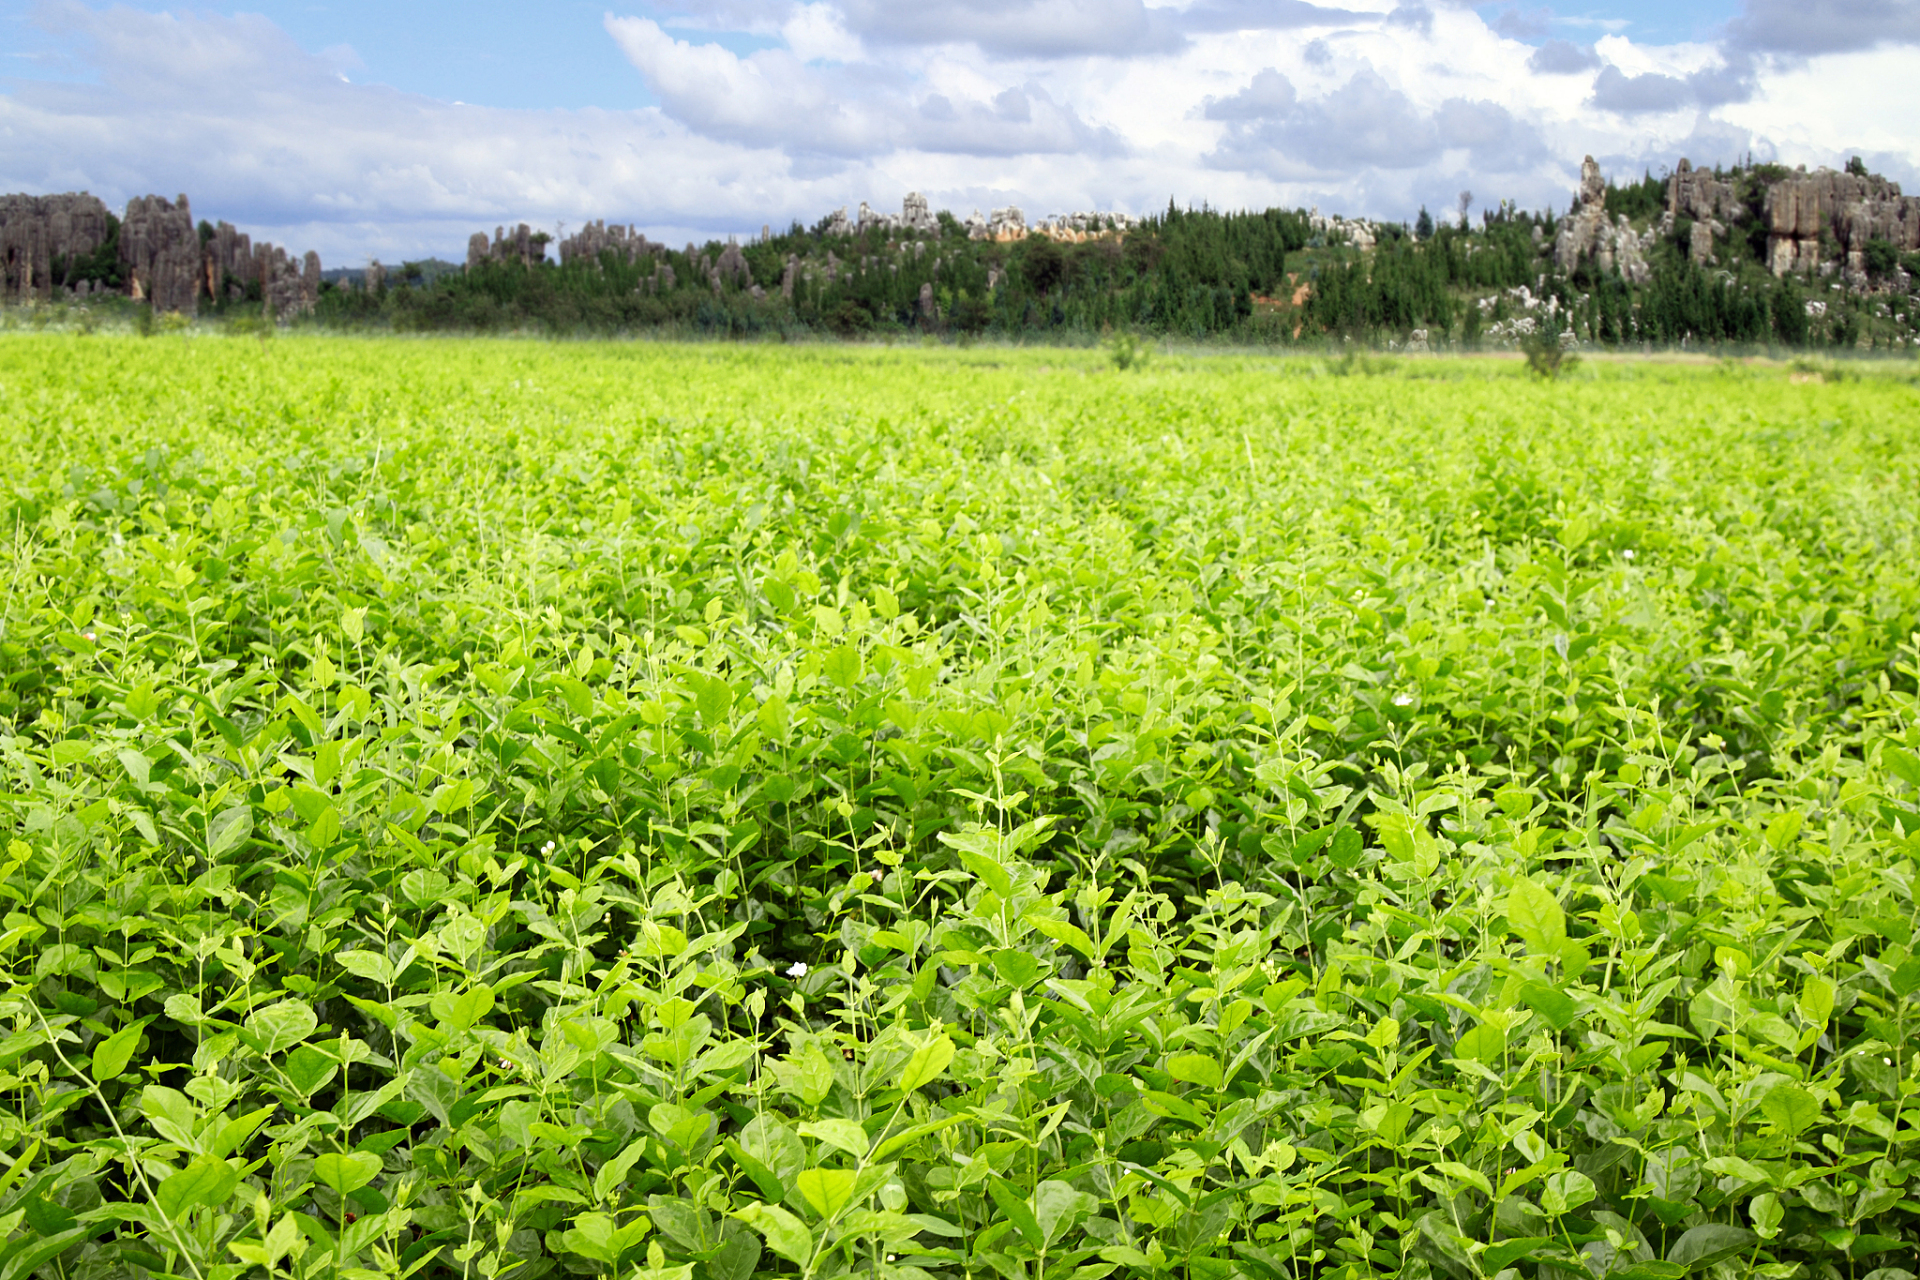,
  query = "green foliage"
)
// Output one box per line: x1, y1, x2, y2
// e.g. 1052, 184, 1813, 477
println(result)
1520, 325, 1578, 379
1863, 239, 1898, 280
48, 213, 124, 294
1603, 171, 1666, 223
1103, 329, 1150, 371
3, 338, 1920, 1280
